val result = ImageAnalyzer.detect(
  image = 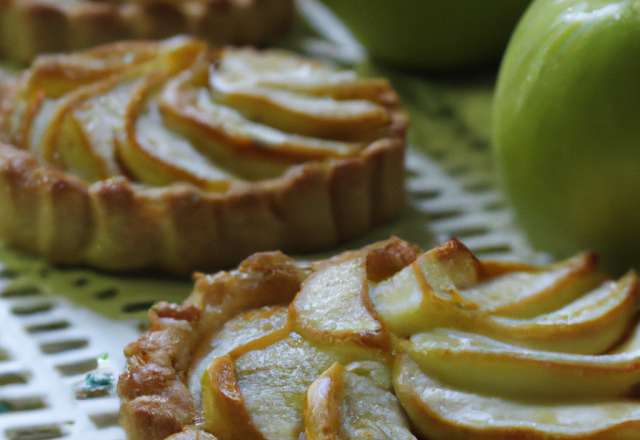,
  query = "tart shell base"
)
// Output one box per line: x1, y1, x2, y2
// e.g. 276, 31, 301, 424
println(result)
0, 139, 405, 275
0, 0, 295, 64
